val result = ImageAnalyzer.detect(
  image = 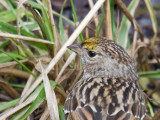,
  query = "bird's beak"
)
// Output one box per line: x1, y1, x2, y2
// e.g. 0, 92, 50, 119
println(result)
67, 43, 82, 55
